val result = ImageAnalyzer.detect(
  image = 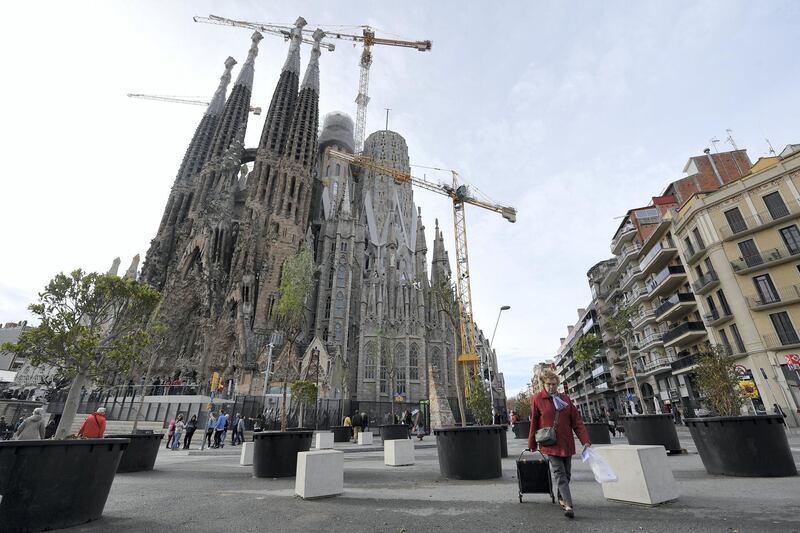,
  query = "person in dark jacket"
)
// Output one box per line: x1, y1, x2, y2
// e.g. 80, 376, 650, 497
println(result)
183, 415, 198, 449
528, 369, 590, 519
